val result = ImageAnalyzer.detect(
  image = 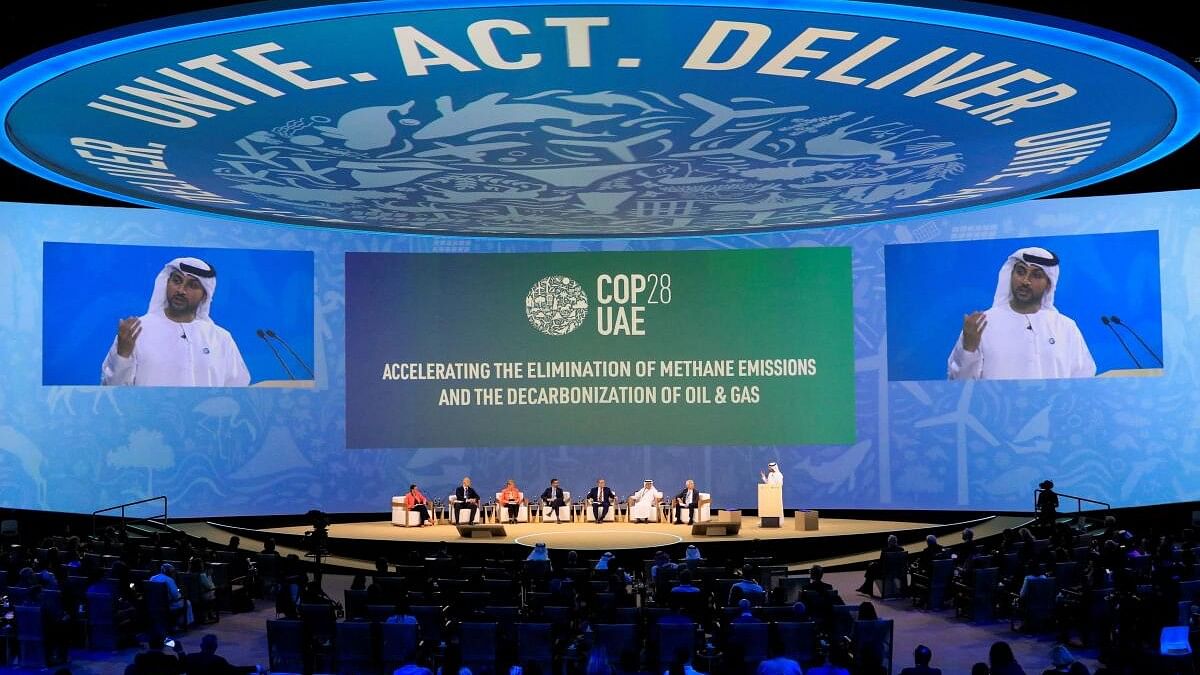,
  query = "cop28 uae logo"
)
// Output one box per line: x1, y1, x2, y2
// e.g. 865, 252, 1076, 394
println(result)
0, 2, 1196, 237
526, 276, 588, 335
